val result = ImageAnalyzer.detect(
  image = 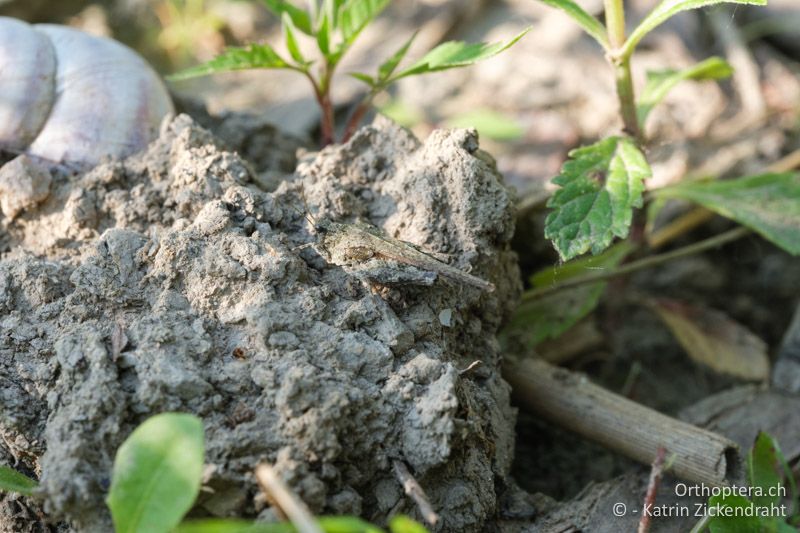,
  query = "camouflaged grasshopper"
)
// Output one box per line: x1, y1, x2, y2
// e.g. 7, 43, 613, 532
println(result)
310, 218, 495, 293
